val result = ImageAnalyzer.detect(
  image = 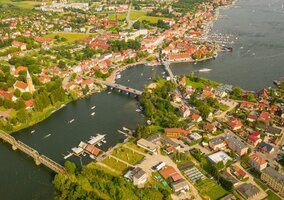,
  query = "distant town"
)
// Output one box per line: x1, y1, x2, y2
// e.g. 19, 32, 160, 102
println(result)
0, 0, 283, 199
